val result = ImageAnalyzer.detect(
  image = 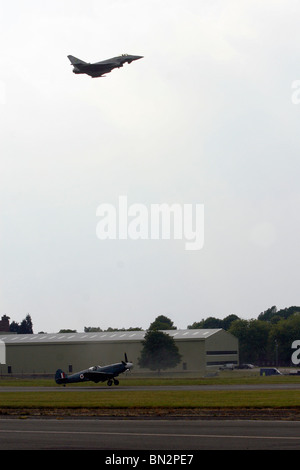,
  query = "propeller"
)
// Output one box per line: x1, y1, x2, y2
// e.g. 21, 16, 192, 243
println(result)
122, 352, 133, 371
